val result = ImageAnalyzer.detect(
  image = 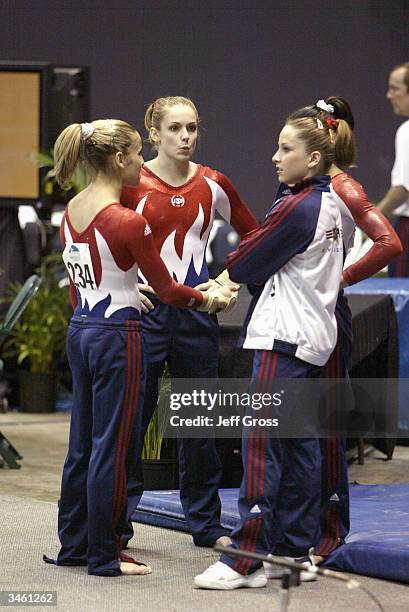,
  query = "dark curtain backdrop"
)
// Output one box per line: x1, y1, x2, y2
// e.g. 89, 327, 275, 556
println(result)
1, 0, 408, 219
